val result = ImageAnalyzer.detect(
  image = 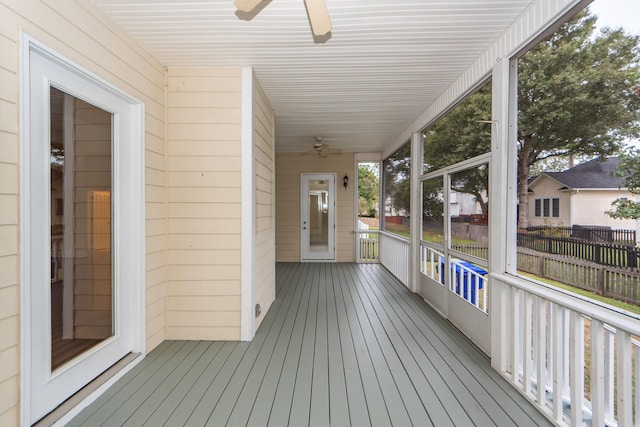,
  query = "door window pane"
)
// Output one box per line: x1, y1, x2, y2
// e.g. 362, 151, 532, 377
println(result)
422, 177, 445, 248
308, 179, 329, 252
449, 164, 489, 261
50, 87, 113, 370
